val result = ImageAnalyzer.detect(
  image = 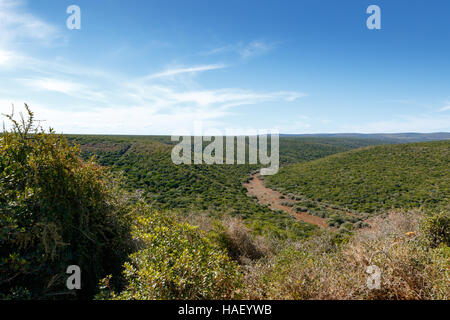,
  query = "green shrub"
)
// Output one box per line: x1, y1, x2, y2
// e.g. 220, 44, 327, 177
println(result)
101, 203, 243, 300
422, 207, 450, 247
0, 106, 131, 299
